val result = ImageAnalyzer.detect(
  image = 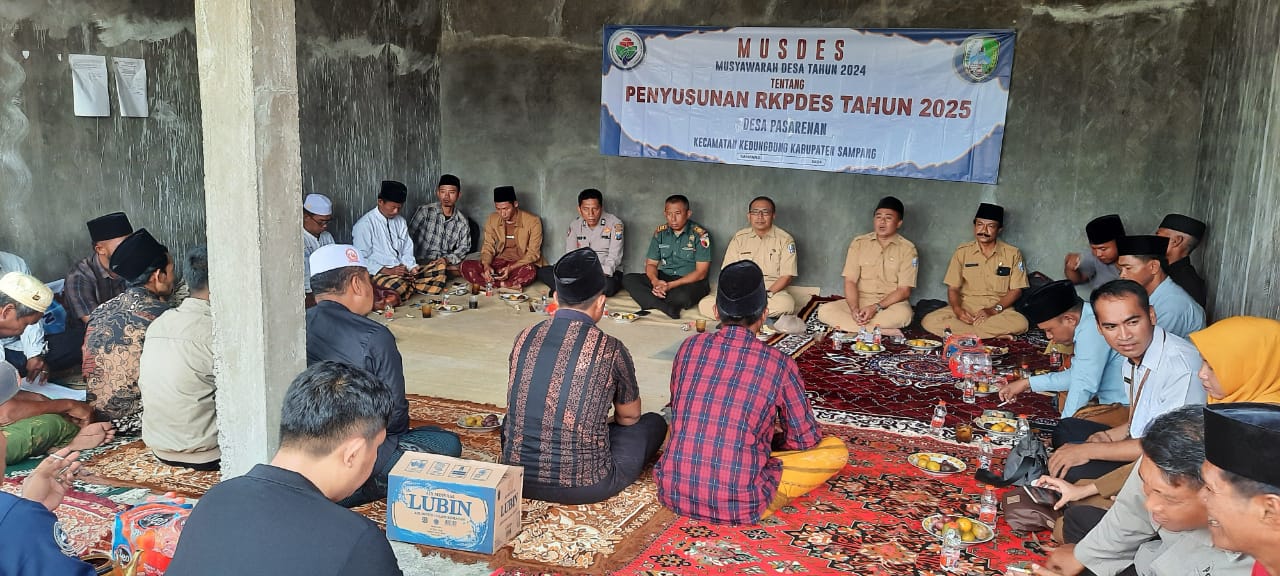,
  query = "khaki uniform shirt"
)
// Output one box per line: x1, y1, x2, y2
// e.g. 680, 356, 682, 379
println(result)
565, 212, 624, 276
842, 233, 918, 305
1076, 463, 1252, 576
942, 240, 1029, 309
722, 227, 797, 283
138, 297, 220, 464
645, 221, 712, 277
